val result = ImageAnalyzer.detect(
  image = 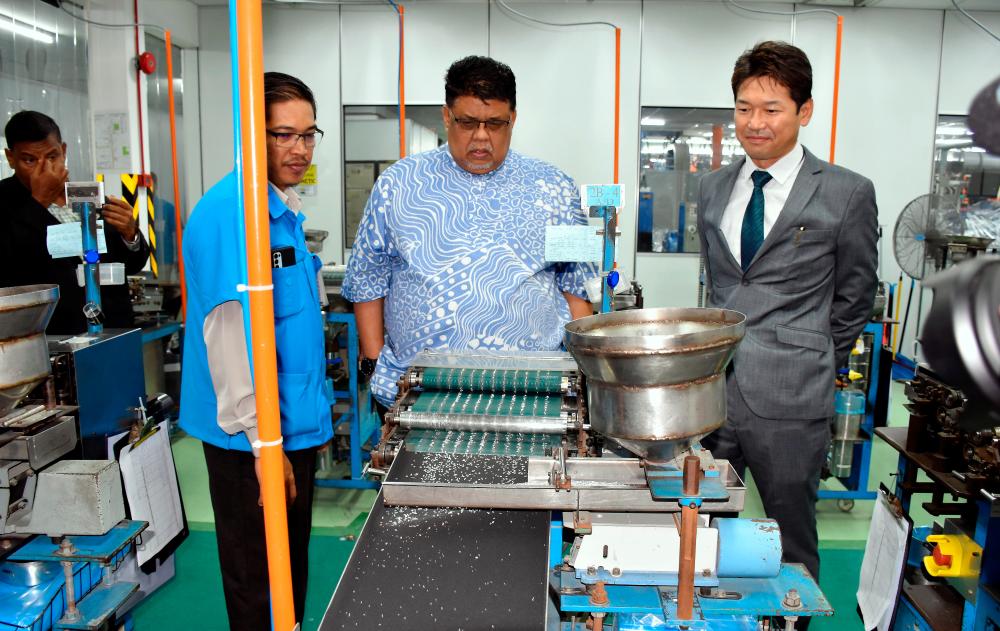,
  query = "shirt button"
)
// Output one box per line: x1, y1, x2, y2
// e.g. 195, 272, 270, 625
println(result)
742, 279, 750, 286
